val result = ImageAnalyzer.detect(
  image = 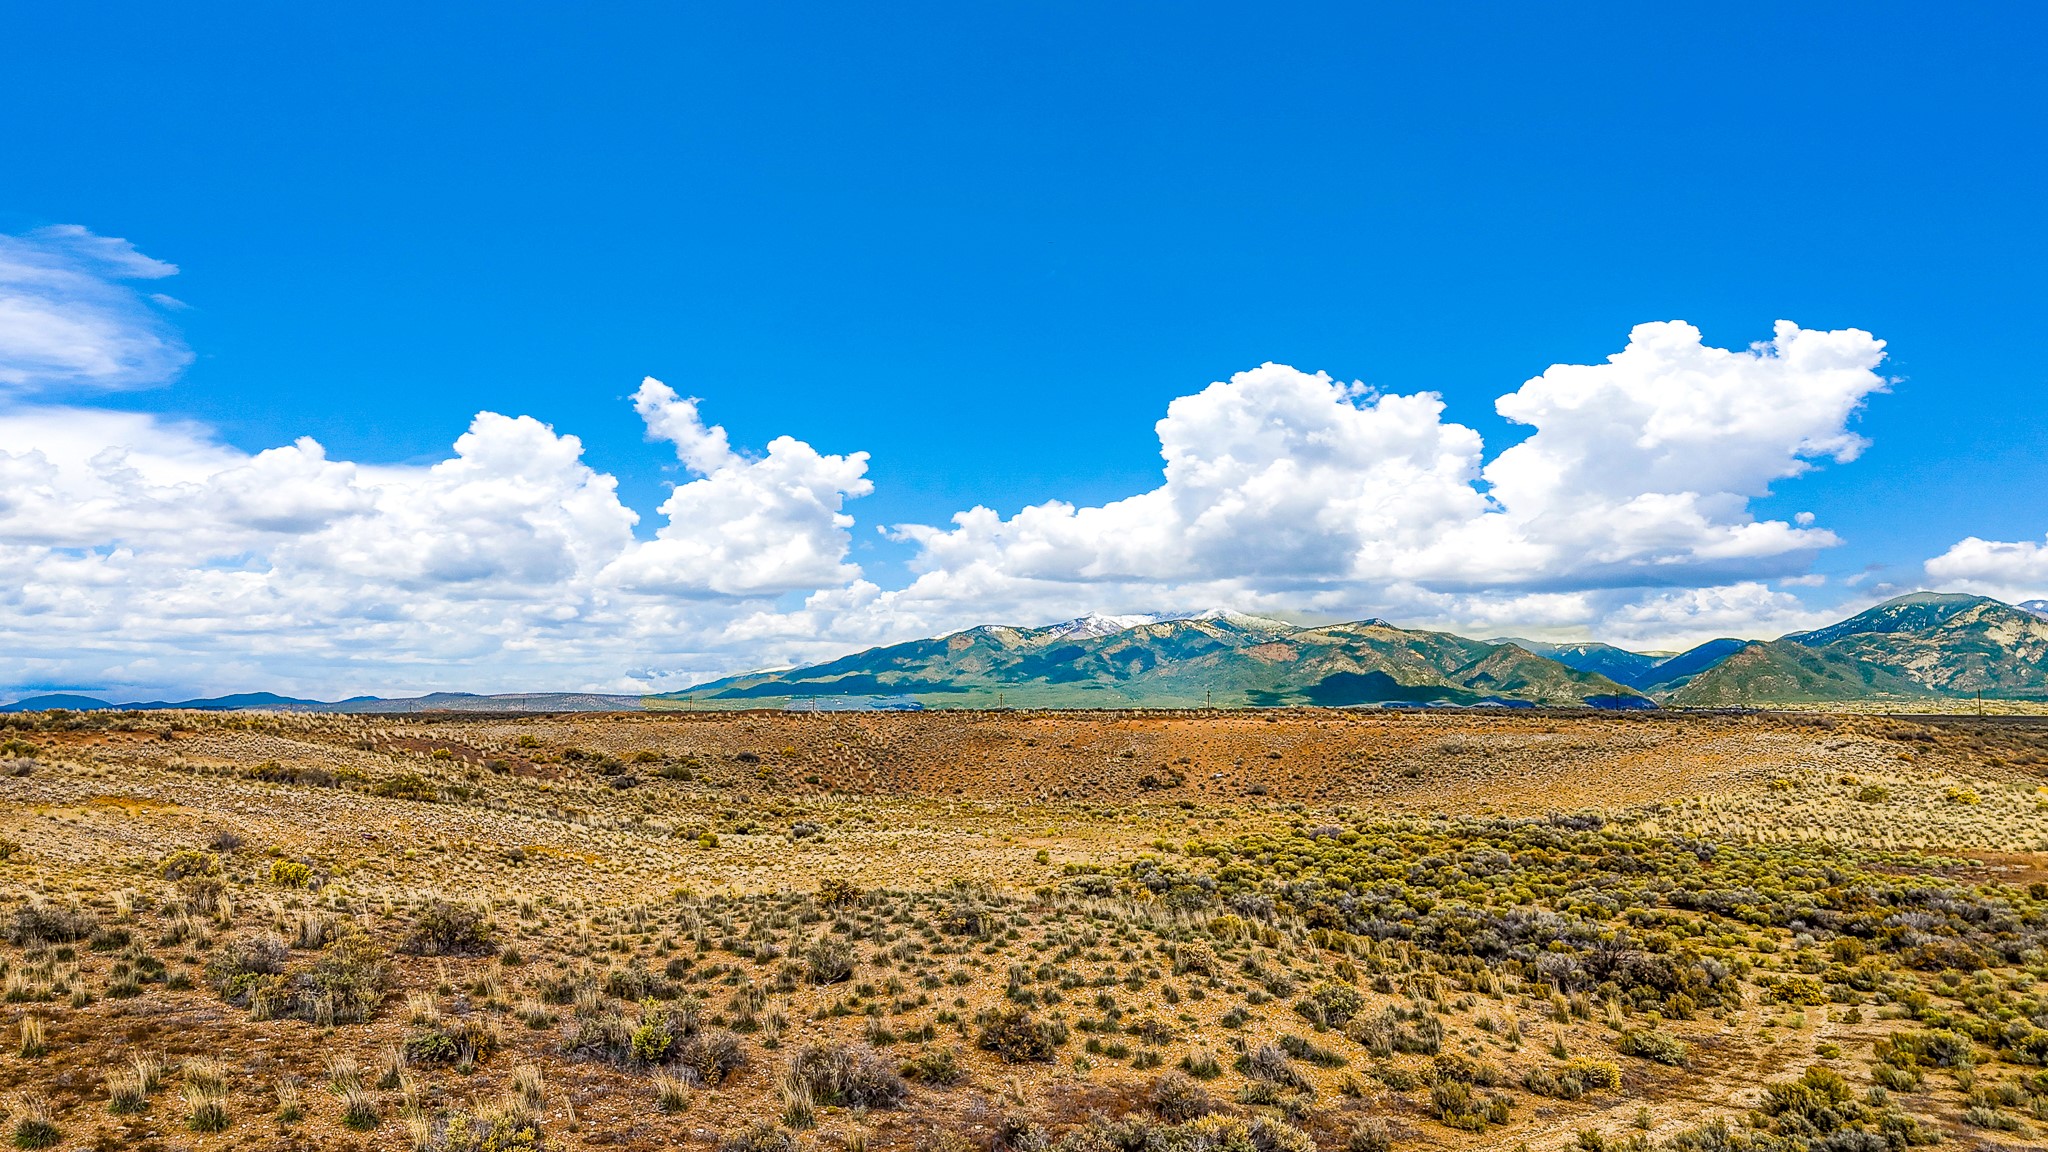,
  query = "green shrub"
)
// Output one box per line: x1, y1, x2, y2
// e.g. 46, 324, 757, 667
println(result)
371, 772, 438, 801
1430, 1081, 1512, 1131
157, 850, 219, 880
631, 1002, 680, 1065
817, 879, 862, 908
407, 1018, 500, 1067
900, 1045, 964, 1085
1295, 979, 1365, 1027
1745, 1064, 1931, 1147
1617, 1029, 1690, 1067
1878, 1029, 1975, 1069
1525, 1057, 1622, 1099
